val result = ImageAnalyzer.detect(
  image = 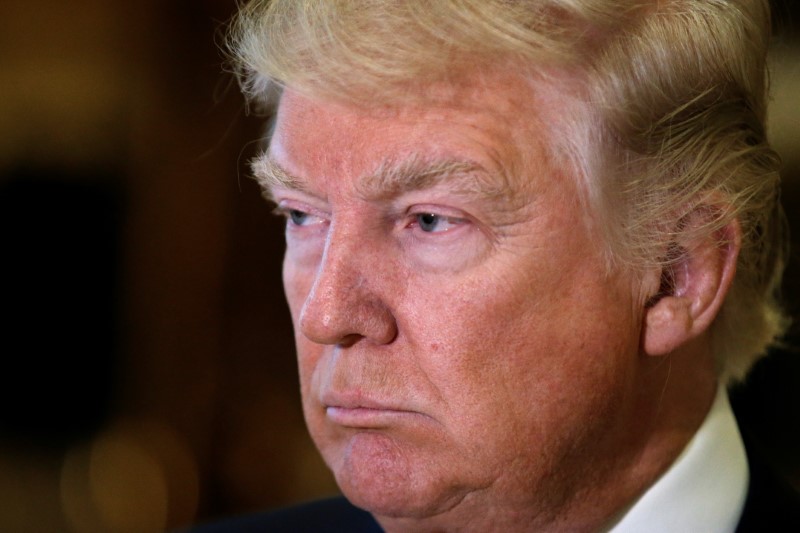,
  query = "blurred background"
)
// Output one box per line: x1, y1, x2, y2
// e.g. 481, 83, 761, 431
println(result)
0, 1, 797, 531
